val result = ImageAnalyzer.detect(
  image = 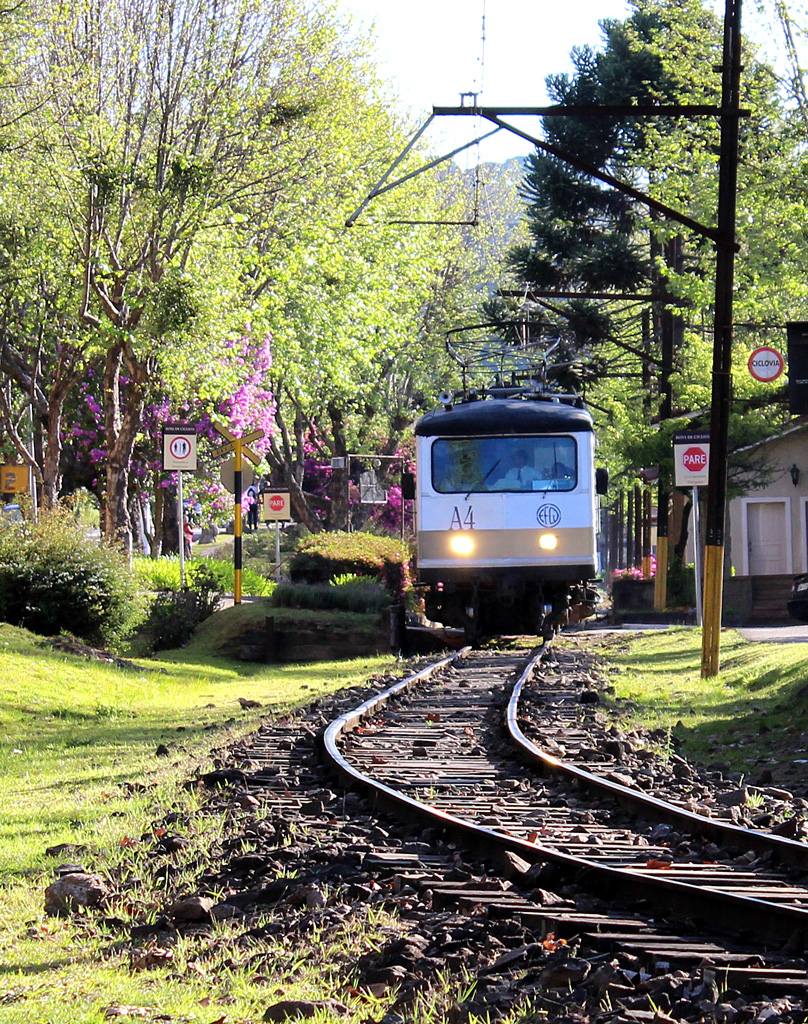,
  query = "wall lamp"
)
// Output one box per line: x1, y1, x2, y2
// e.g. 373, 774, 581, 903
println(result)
791, 463, 800, 487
